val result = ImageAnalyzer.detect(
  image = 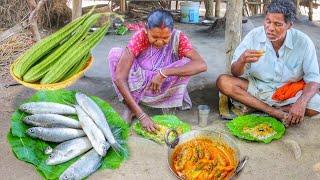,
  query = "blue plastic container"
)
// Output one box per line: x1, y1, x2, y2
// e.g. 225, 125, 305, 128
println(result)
180, 1, 200, 23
